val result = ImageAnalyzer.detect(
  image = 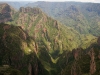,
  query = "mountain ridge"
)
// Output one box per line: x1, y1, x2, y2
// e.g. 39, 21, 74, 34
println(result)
0, 3, 100, 75
25, 1, 100, 36
4, 5, 97, 54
